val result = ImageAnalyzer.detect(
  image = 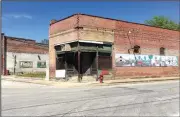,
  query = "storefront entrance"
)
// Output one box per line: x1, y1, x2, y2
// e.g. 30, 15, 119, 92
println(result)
55, 41, 112, 80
